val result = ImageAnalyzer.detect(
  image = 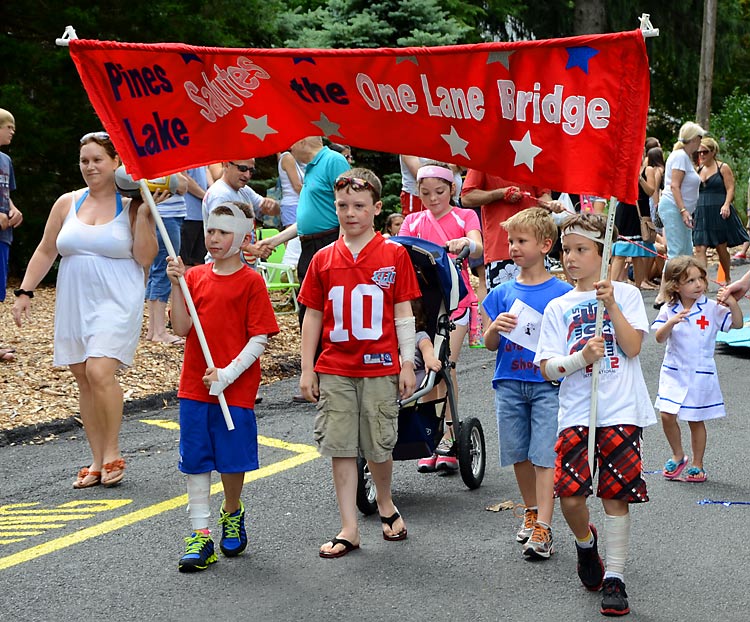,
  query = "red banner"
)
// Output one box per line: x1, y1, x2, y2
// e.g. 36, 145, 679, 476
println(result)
69, 31, 649, 202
